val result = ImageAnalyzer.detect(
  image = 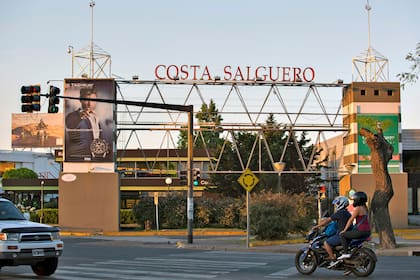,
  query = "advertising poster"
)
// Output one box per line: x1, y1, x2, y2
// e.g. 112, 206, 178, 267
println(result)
357, 114, 400, 173
64, 79, 115, 162
11, 113, 64, 148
